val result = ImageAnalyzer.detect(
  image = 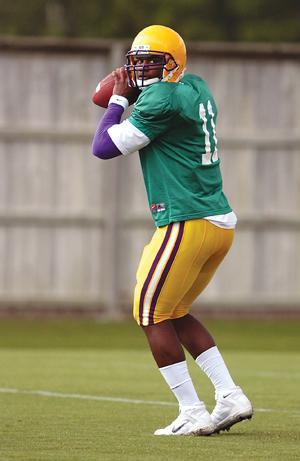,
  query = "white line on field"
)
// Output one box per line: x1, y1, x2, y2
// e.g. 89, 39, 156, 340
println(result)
0, 388, 299, 416
249, 371, 300, 379
0, 387, 176, 406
